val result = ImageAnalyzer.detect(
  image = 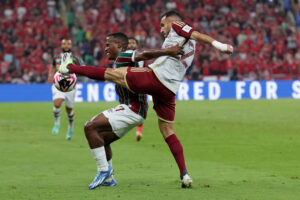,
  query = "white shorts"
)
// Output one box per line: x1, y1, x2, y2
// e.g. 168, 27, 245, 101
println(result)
103, 104, 144, 138
52, 85, 76, 108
